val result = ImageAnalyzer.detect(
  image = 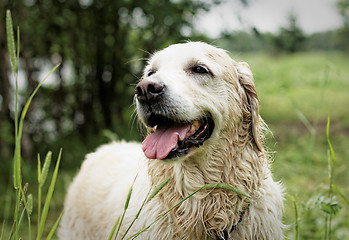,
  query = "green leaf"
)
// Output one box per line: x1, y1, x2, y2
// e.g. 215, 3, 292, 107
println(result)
124, 185, 133, 211
13, 63, 60, 189
207, 183, 251, 198
114, 175, 138, 240
147, 177, 171, 203
326, 116, 336, 165
319, 196, 341, 215
37, 149, 62, 240
289, 97, 315, 135
332, 184, 349, 207
326, 116, 336, 194
37, 154, 41, 185
46, 211, 64, 240
108, 216, 120, 240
